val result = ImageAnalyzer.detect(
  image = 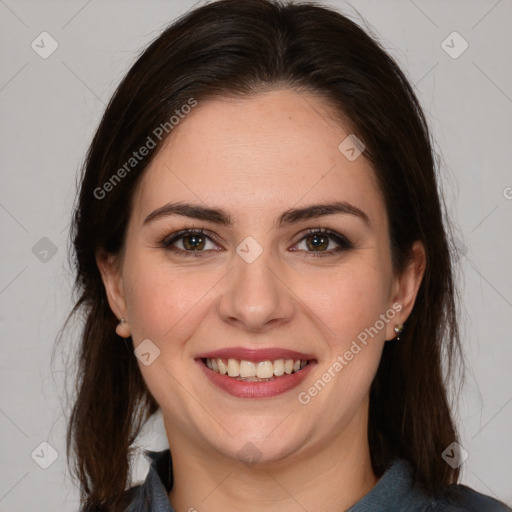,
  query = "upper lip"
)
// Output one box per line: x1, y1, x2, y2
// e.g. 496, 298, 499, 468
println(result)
196, 347, 316, 362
